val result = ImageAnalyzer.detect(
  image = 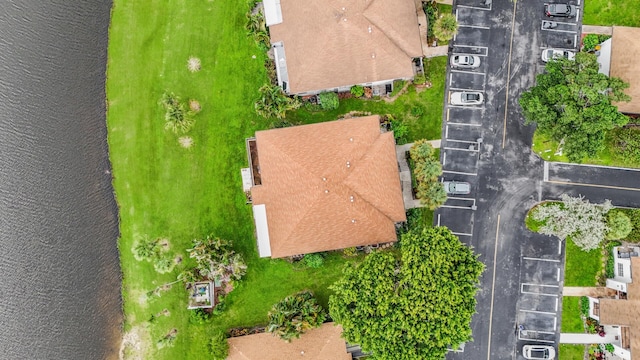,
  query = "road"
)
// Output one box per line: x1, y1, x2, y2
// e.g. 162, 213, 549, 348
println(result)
435, 0, 640, 359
